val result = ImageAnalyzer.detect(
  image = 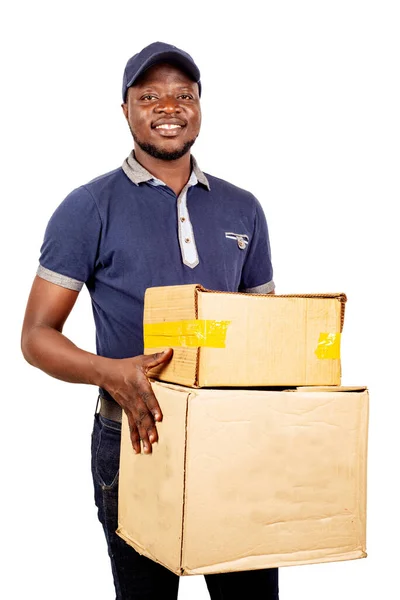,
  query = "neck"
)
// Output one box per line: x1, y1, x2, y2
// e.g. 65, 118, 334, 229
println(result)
133, 147, 192, 196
